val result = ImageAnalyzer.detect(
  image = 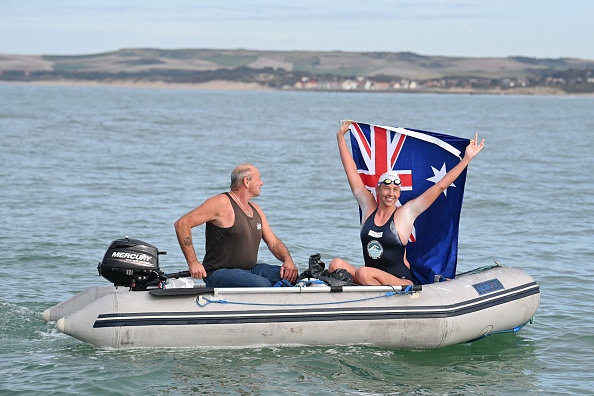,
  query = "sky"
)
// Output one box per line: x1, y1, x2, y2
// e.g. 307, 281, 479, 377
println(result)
1, 0, 593, 59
